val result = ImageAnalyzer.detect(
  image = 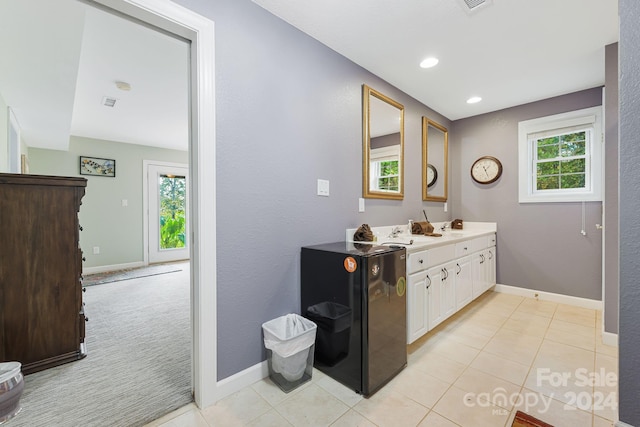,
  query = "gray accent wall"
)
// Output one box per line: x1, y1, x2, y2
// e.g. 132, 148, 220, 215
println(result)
618, 0, 640, 424
604, 43, 619, 335
172, 0, 451, 380
450, 88, 603, 300
28, 136, 188, 268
